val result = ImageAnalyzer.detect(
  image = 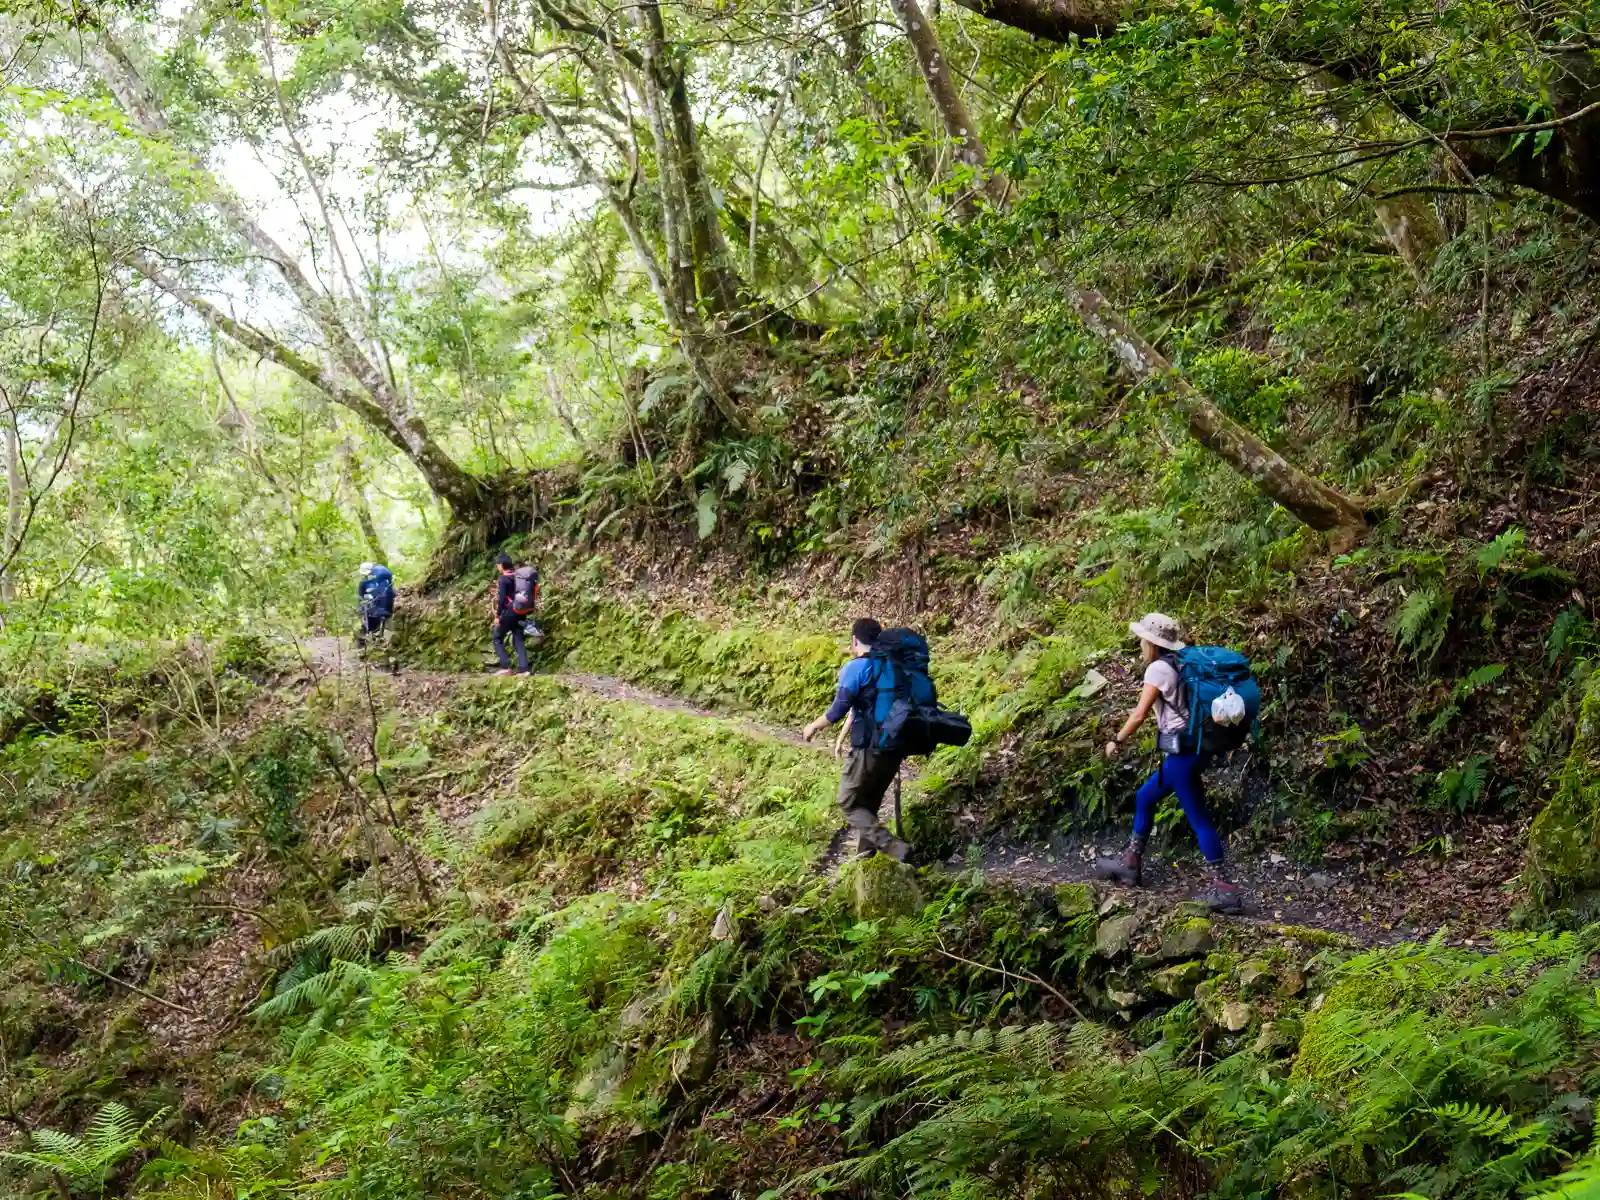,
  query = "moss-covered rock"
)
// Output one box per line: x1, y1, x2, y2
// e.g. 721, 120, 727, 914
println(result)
846, 856, 924, 920
1253, 1017, 1301, 1056
1160, 917, 1215, 960
1527, 673, 1600, 913
1095, 912, 1140, 958
1293, 971, 1408, 1082
1151, 960, 1208, 999
1055, 882, 1096, 918
1219, 1001, 1254, 1032
1236, 959, 1274, 994
670, 1012, 723, 1089
1106, 986, 1141, 1013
